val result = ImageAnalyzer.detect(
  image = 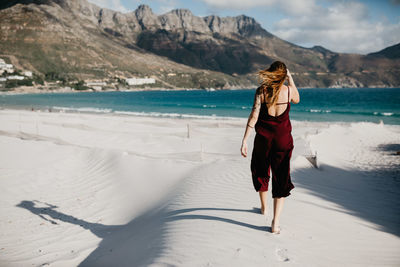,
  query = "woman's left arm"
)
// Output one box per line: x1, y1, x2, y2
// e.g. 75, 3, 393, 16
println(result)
241, 92, 261, 157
